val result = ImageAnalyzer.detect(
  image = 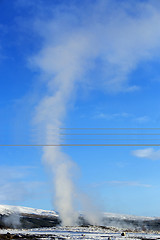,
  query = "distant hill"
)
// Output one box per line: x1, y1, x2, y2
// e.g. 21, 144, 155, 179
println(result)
0, 205, 60, 229
0, 205, 160, 231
